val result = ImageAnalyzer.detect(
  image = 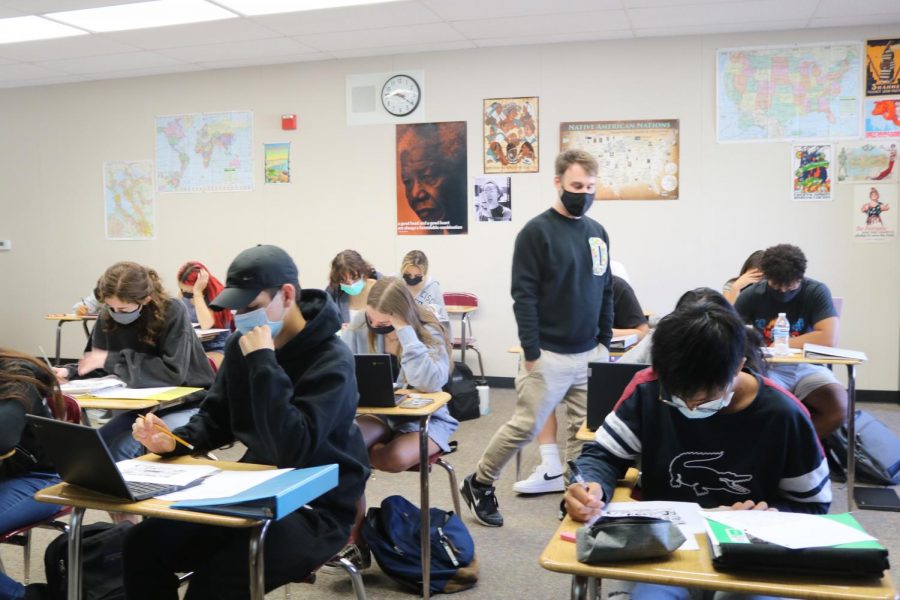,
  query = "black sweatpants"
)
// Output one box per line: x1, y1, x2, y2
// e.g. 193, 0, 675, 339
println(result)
123, 507, 347, 599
